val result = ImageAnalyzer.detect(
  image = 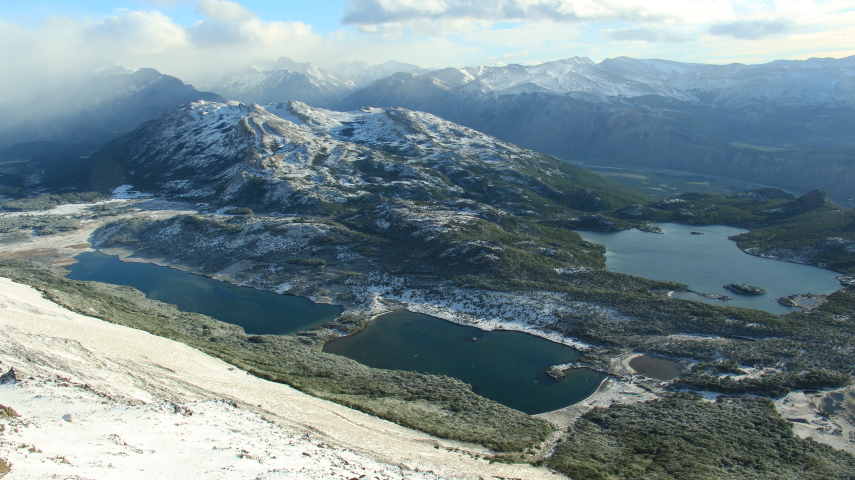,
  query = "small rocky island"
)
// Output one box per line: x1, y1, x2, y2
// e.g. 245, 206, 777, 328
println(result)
724, 283, 767, 295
